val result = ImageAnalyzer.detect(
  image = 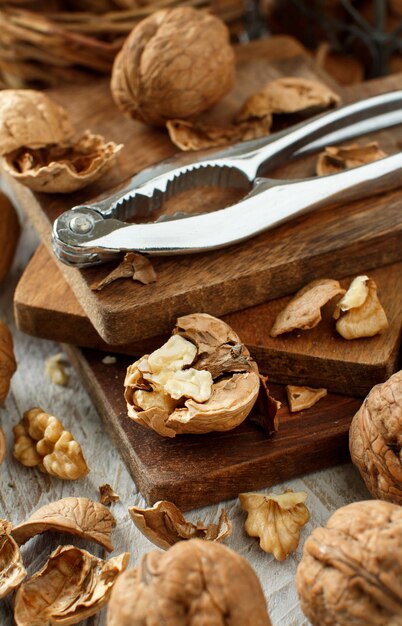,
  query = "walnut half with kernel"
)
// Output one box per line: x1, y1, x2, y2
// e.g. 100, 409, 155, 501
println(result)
124, 313, 277, 437
333, 275, 388, 340
13, 407, 89, 480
